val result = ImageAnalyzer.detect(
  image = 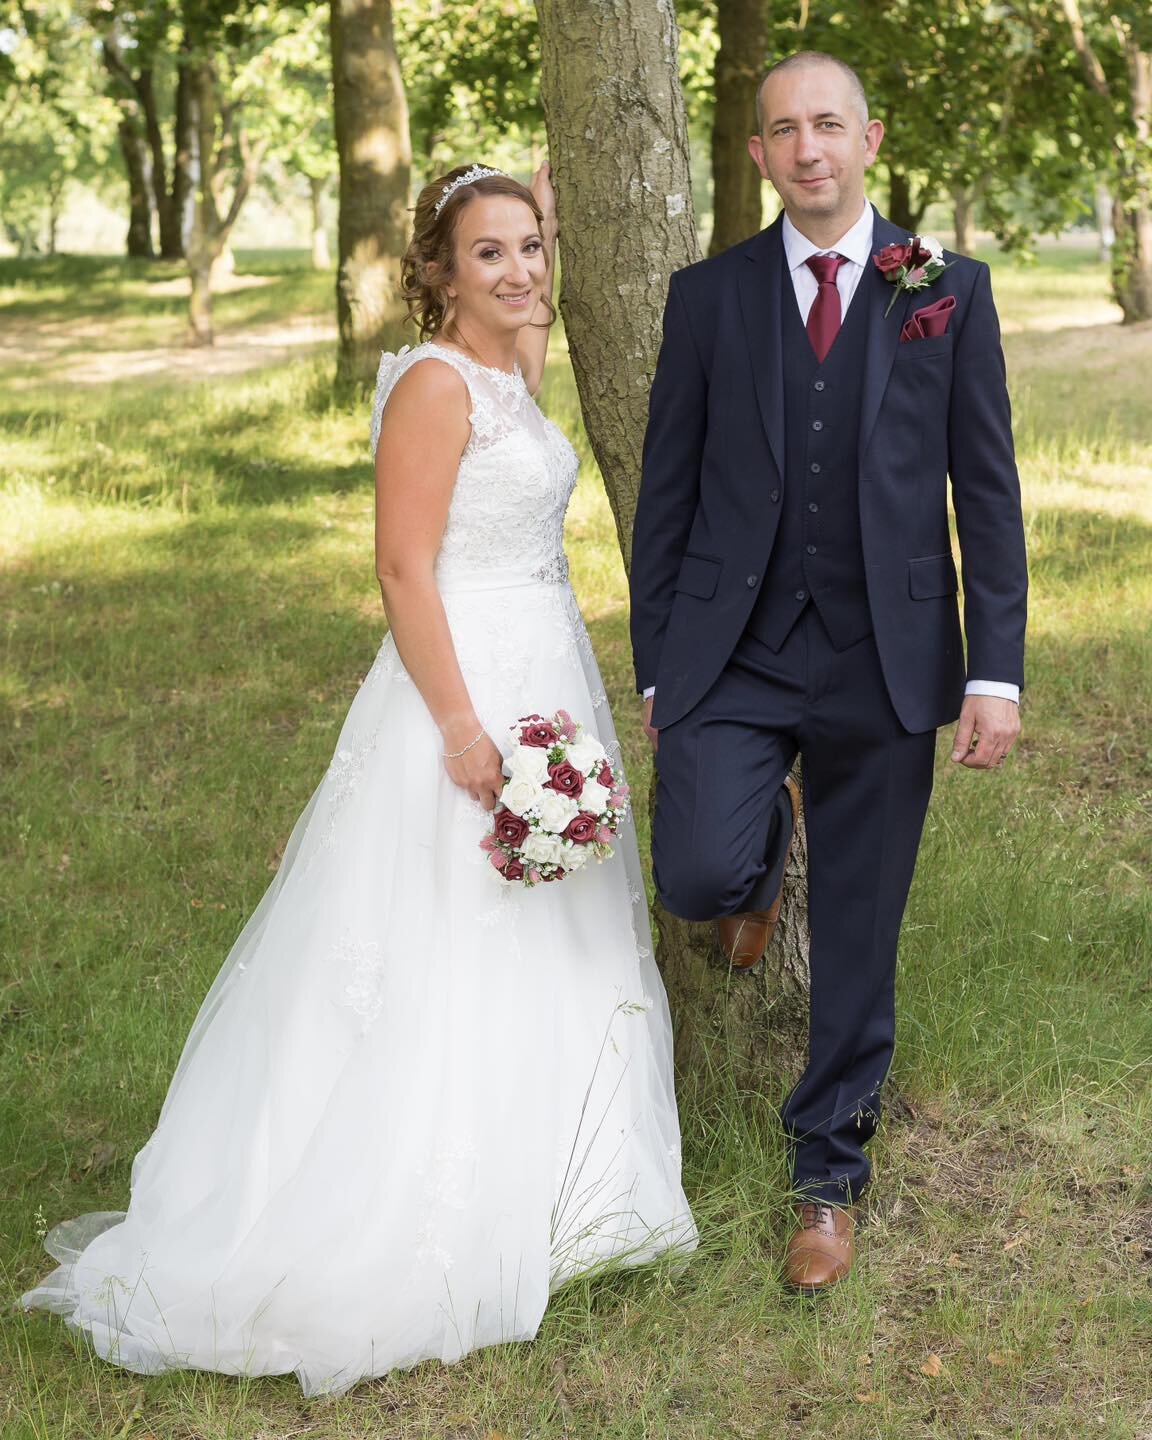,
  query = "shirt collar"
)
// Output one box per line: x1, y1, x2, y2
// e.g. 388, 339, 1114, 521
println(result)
782, 199, 874, 273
